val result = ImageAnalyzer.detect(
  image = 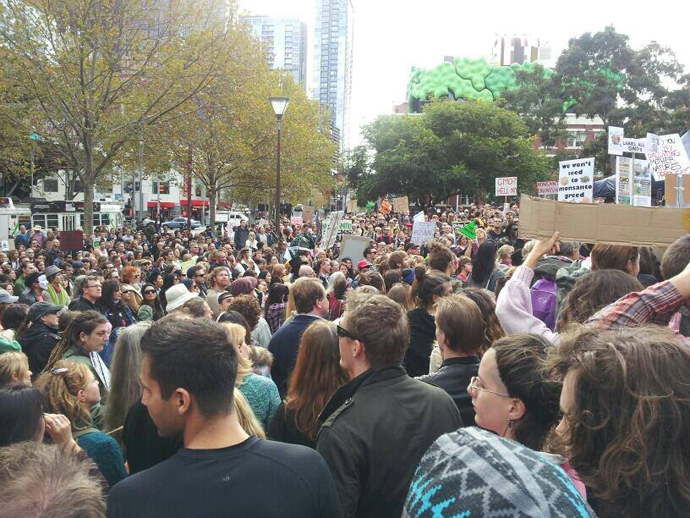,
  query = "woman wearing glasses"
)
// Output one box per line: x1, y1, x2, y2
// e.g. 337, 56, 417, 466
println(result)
138, 283, 165, 322
36, 361, 127, 489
